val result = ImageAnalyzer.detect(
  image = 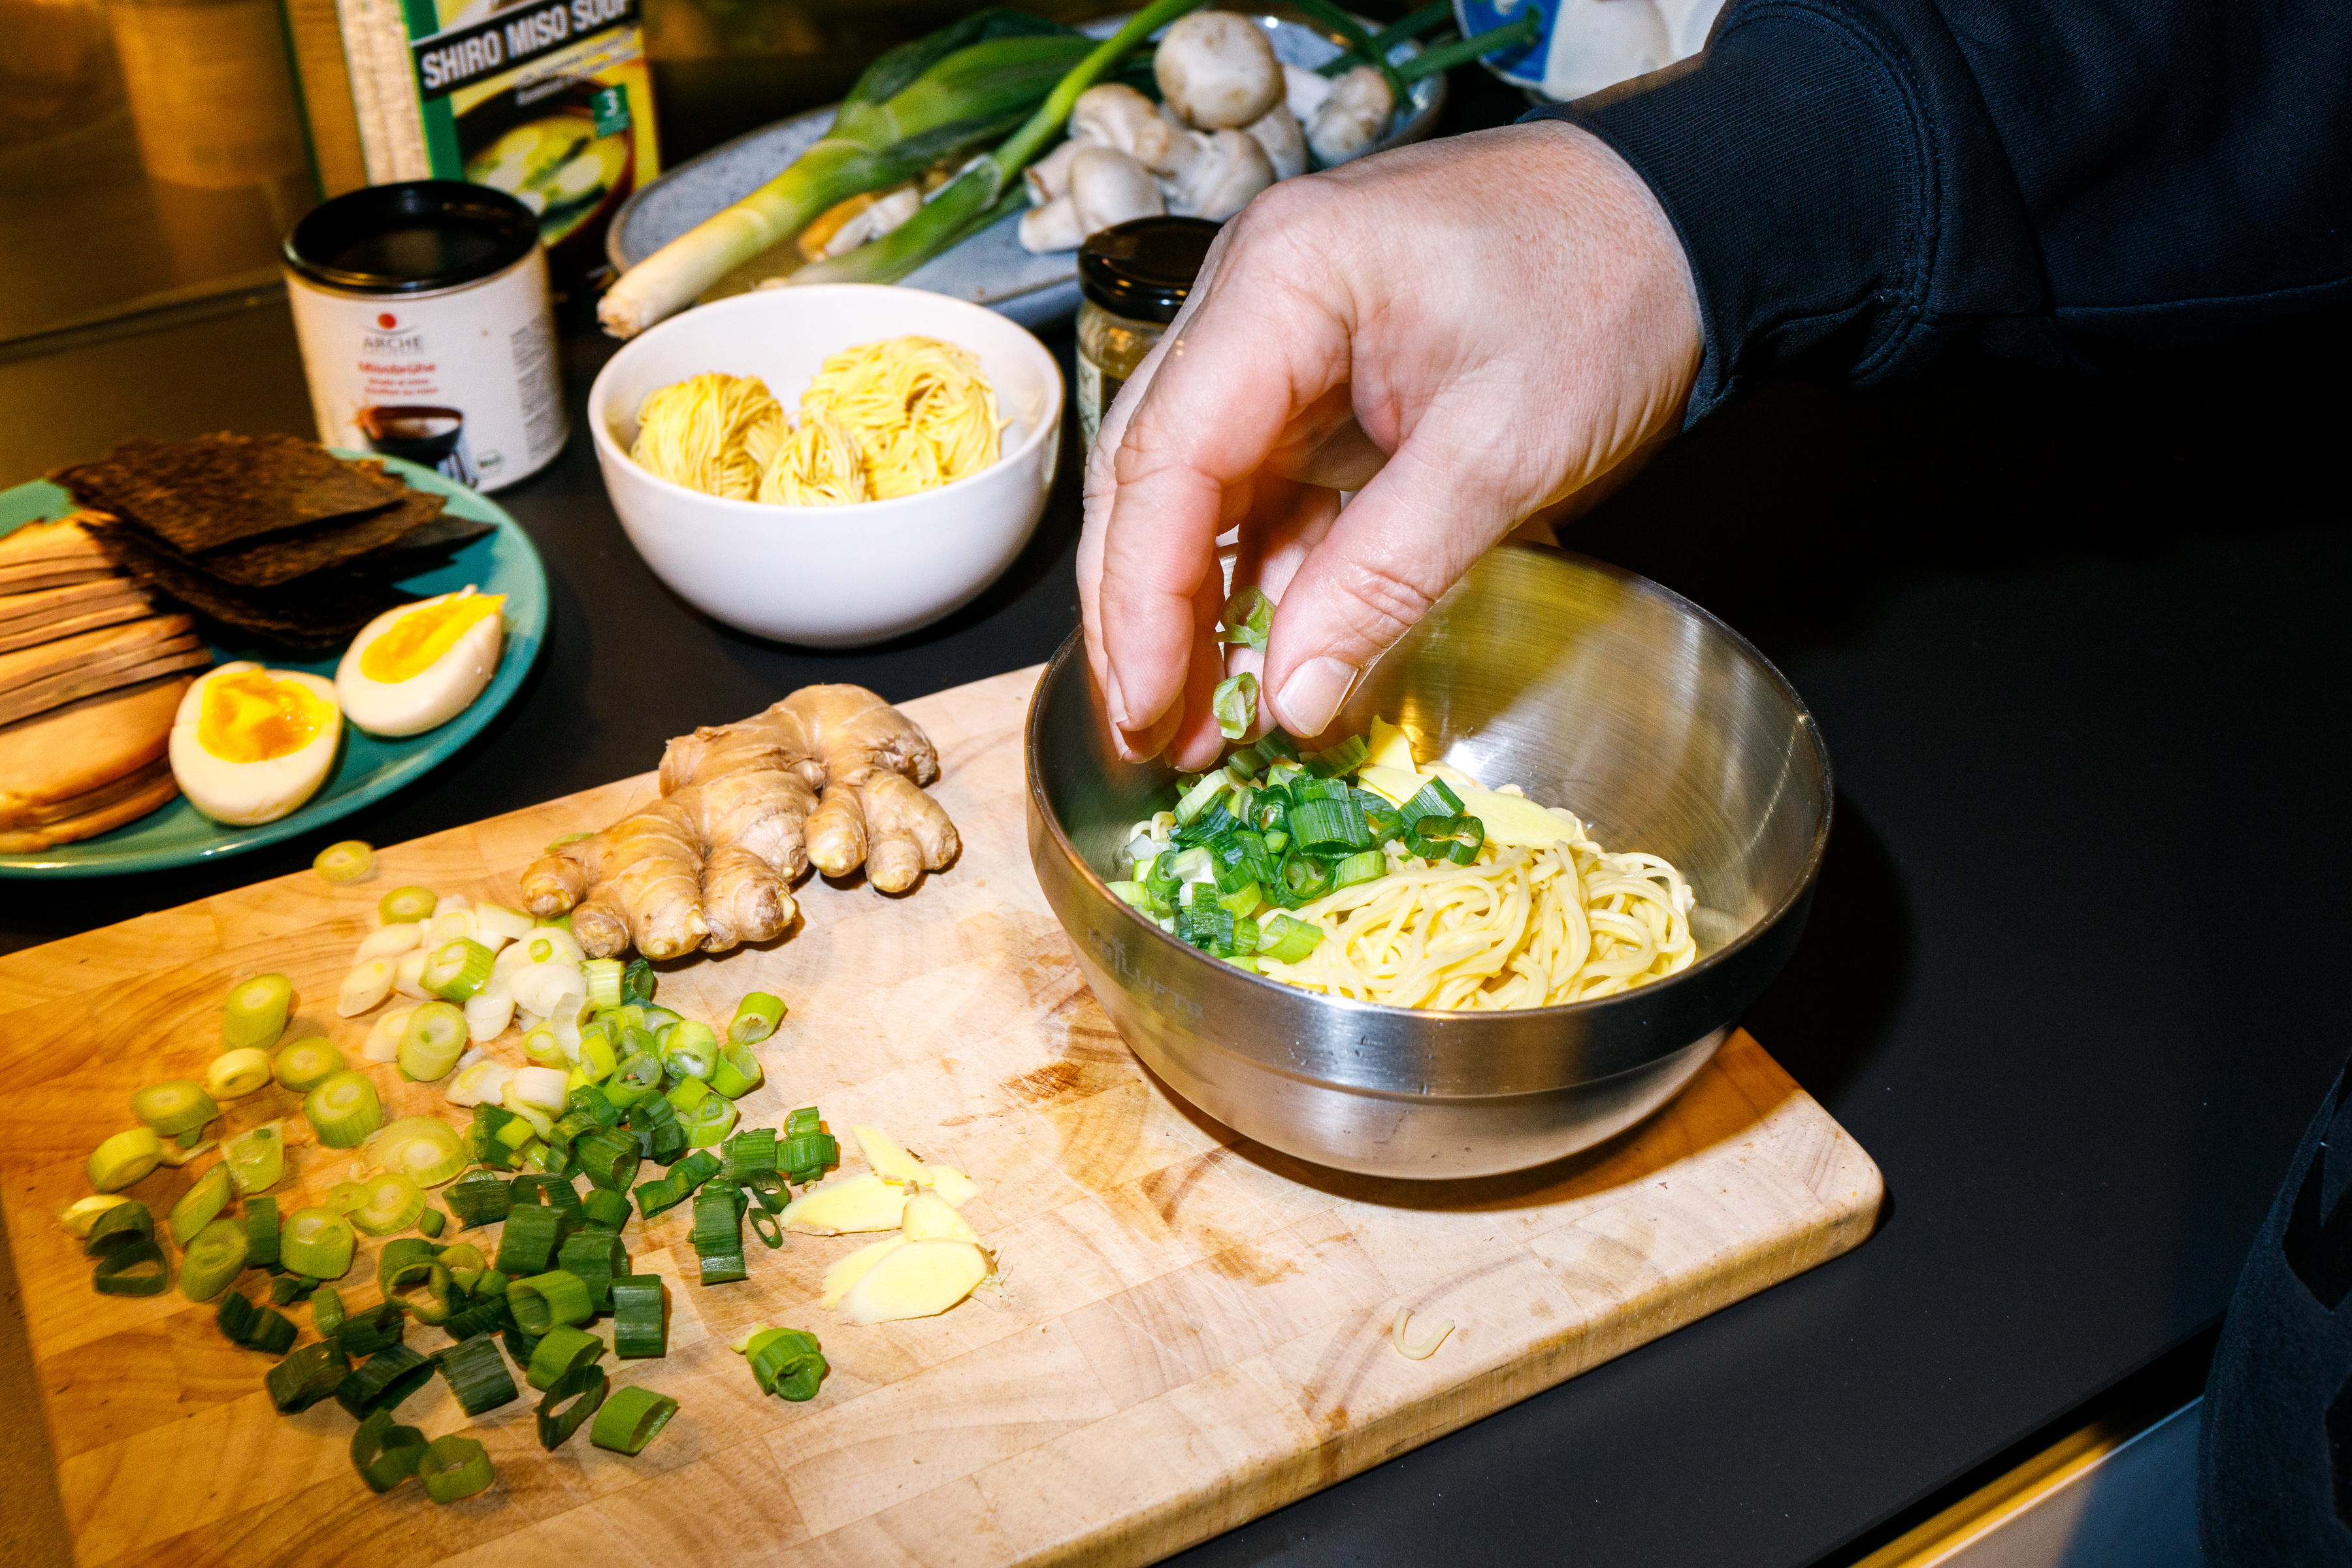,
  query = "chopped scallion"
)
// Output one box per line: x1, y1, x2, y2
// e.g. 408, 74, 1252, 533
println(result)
281, 1206, 357, 1280
728, 991, 785, 1045
91, 1238, 169, 1296
535, 1362, 608, 1450
84, 1201, 154, 1256
244, 1194, 282, 1268
372, 1115, 468, 1185
305, 1070, 385, 1149
131, 1079, 217, 1139
166, 1164, 234, 1246
348, 1173, 427, 1236
397, 1002, 468, 1081
216, 1290, 299, 1354
507, 1269, 595, 1332
336, 1299, 406, 1359
692, 1184, 748, 1286
495, 1202, 566, 1277
590, 1386, 677, 1455
1212, 672, 1260, 740
220, 972, 293, 1051
580, 1188, 631, 1231
742, 1326, 829, 1401
204, 1049, 274, 1102
351, 1409, 428, 1494
433, 1334, 519, 1417
272, 1036, 345, 1093
224, 1124, 284, 1195
178, 1215, 249, 1301
266, 1340, 350, 1412
446, 1168, 514, 1228
575, 1128, 640, 1194
610, 1275, 667, 1358
581, 958, 624, 1011
524, 1323, 604, 1392
312, 1286, 346, 1337
313, 840, 376, 884
336, 1343, 434, 1419
557, 1228, 626, 1311
378, 885, 437, 924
